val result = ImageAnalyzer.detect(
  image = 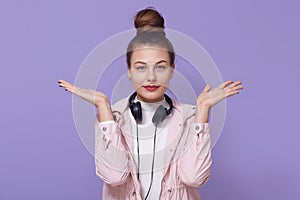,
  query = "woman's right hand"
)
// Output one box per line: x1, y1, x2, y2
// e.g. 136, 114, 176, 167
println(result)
58, 80, 114, 121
